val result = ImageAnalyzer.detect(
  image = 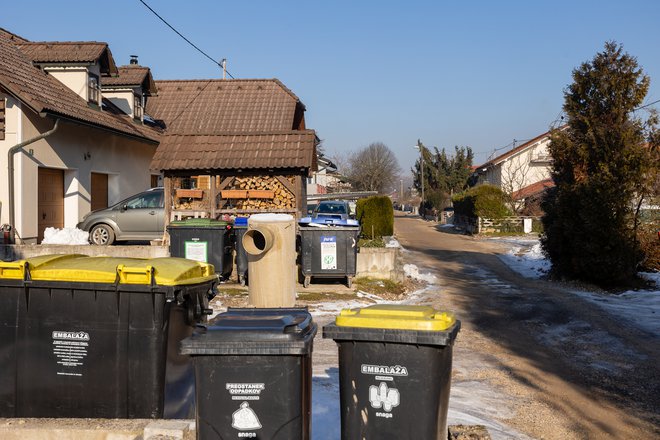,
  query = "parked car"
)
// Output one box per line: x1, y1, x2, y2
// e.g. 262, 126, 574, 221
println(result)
77, 187, 164, 245
312, 200, 352, 221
